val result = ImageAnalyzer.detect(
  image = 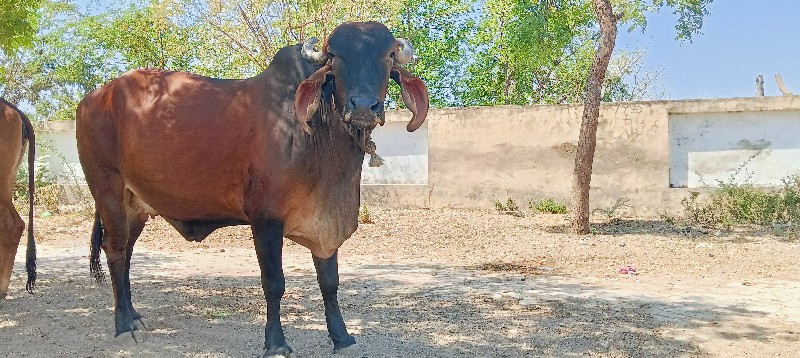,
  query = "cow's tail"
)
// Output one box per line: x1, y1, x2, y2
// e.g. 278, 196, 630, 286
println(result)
89, 211, 105, 283
17, 103, 37, 293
